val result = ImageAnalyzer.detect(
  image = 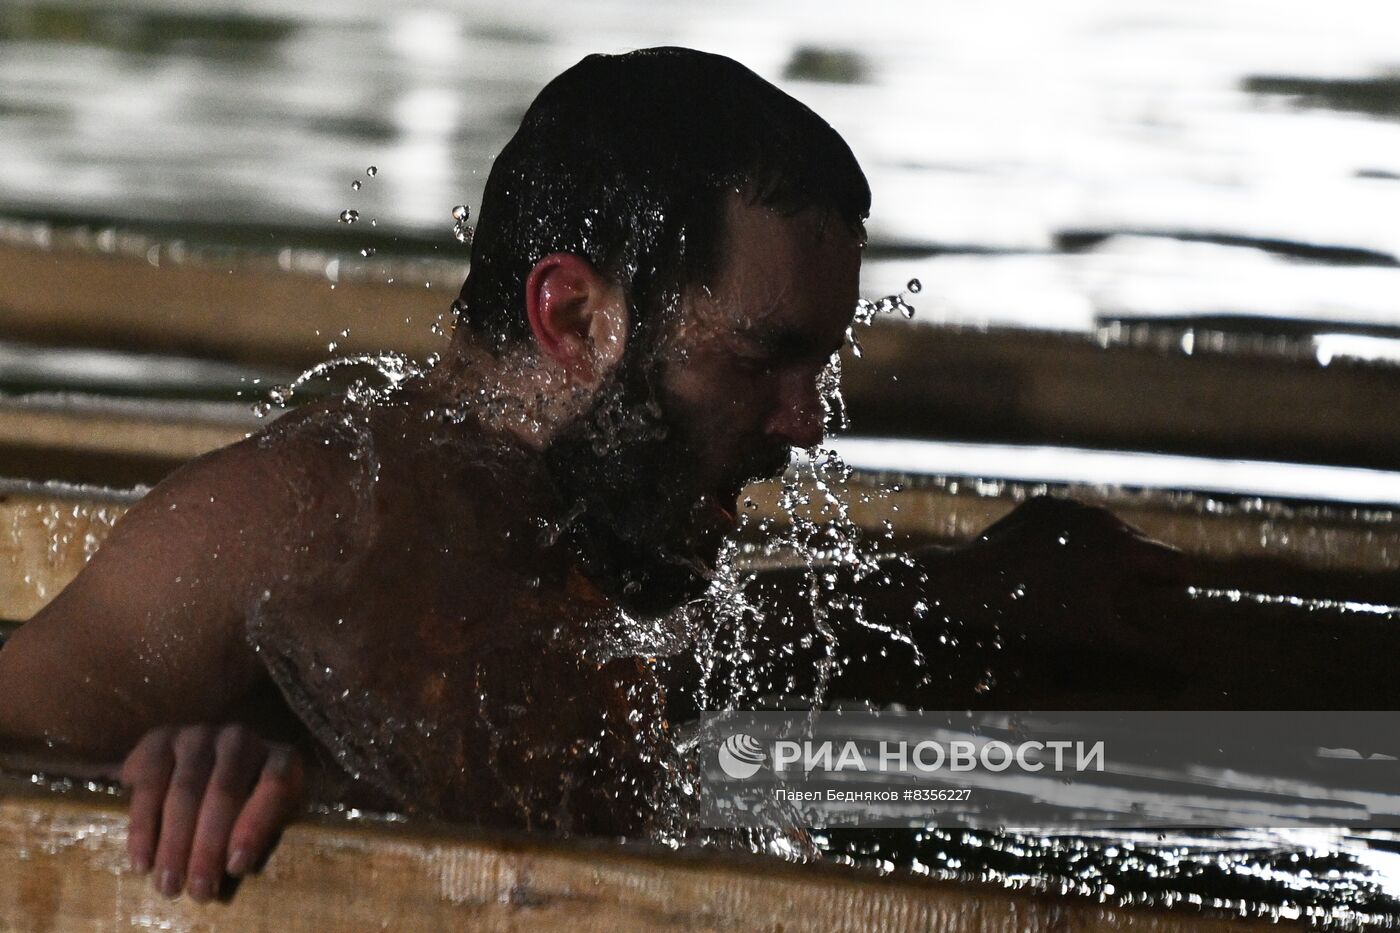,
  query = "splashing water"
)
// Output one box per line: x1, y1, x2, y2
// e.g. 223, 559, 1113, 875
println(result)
252, 351, 424, 418
679, 288, 924, 713
651, 288, 936, 857
844, 292, 915, 358
451, 204, 473, 246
